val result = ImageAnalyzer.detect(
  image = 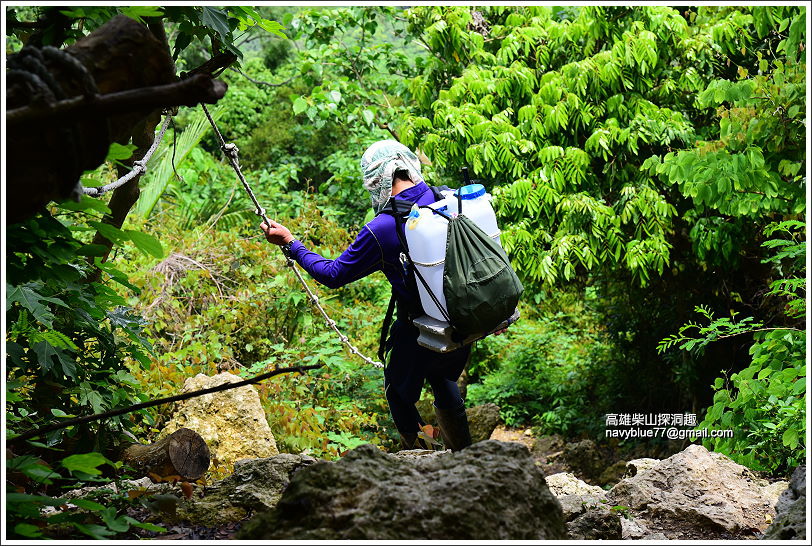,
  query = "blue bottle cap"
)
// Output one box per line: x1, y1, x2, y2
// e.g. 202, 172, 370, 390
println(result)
456, 183, 486, 200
